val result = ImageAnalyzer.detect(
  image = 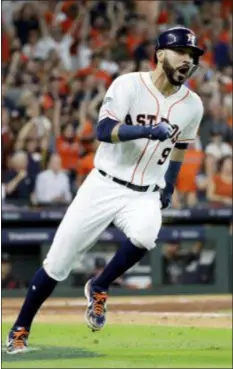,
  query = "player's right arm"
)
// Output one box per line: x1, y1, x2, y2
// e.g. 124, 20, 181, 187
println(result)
97, 75, 172, 143
98, 118, 172, 143
160, 95, 204, 209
